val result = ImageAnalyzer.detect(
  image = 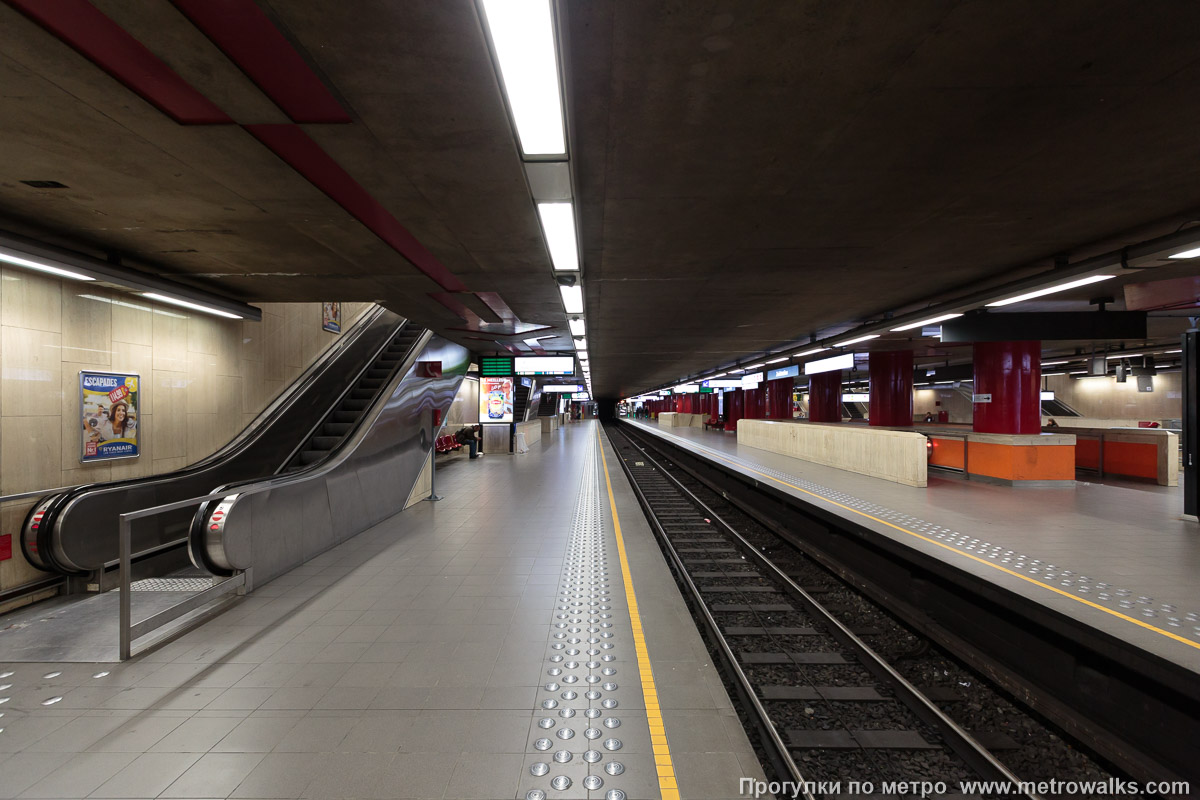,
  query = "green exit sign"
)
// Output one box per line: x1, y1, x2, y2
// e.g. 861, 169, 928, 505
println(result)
699, 387, 713, 393
480, 356, 513, 376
